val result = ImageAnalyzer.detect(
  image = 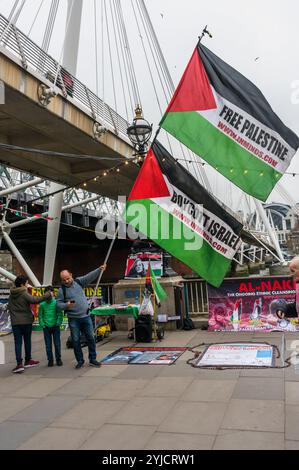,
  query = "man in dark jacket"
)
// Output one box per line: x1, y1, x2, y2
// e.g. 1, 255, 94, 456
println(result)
8, 275, 51, 373
56, 265, 106, 369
